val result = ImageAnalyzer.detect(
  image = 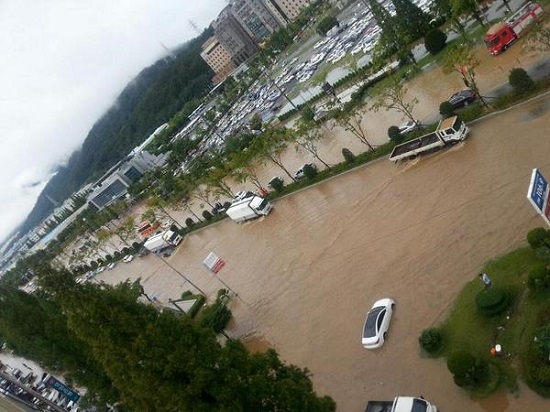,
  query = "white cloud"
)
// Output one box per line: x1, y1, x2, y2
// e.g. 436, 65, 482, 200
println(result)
0, 0, 224, 241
